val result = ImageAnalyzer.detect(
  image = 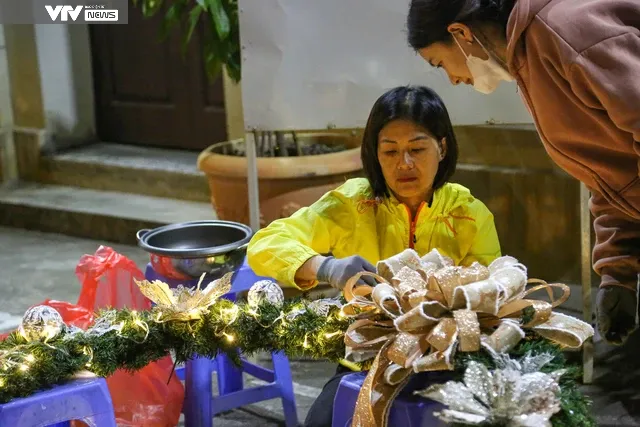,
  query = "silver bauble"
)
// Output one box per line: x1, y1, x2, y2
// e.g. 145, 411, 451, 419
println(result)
18, 305, 65, 342
247, 280, 284, 308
